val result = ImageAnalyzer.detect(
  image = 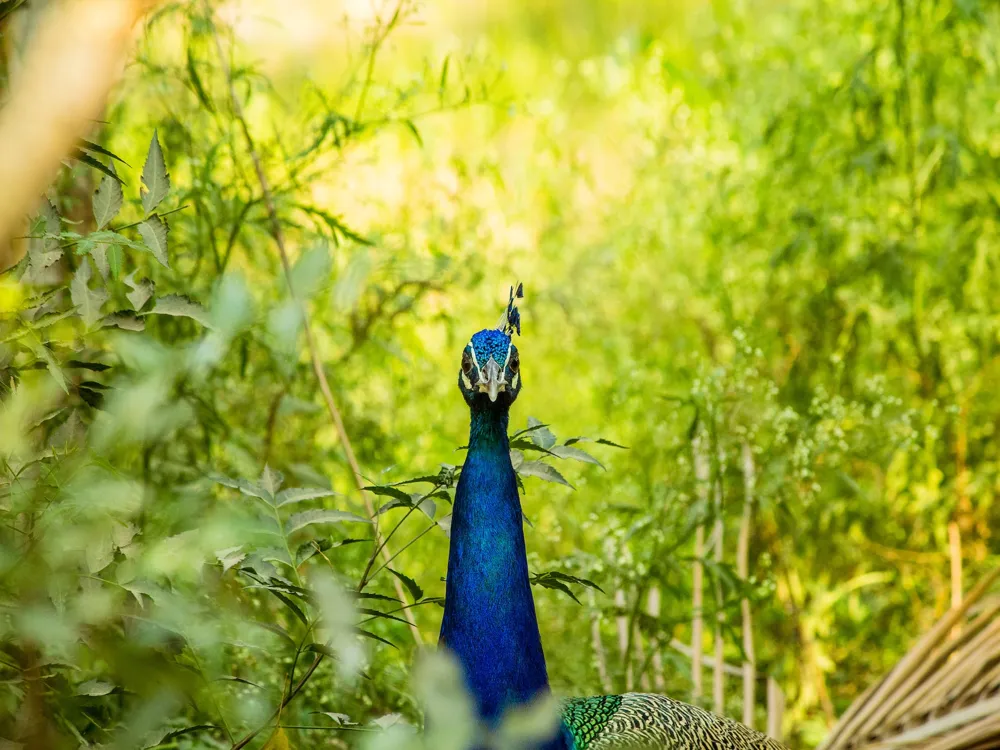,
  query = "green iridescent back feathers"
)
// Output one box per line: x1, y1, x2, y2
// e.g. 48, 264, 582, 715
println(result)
561, 694, 785, 749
